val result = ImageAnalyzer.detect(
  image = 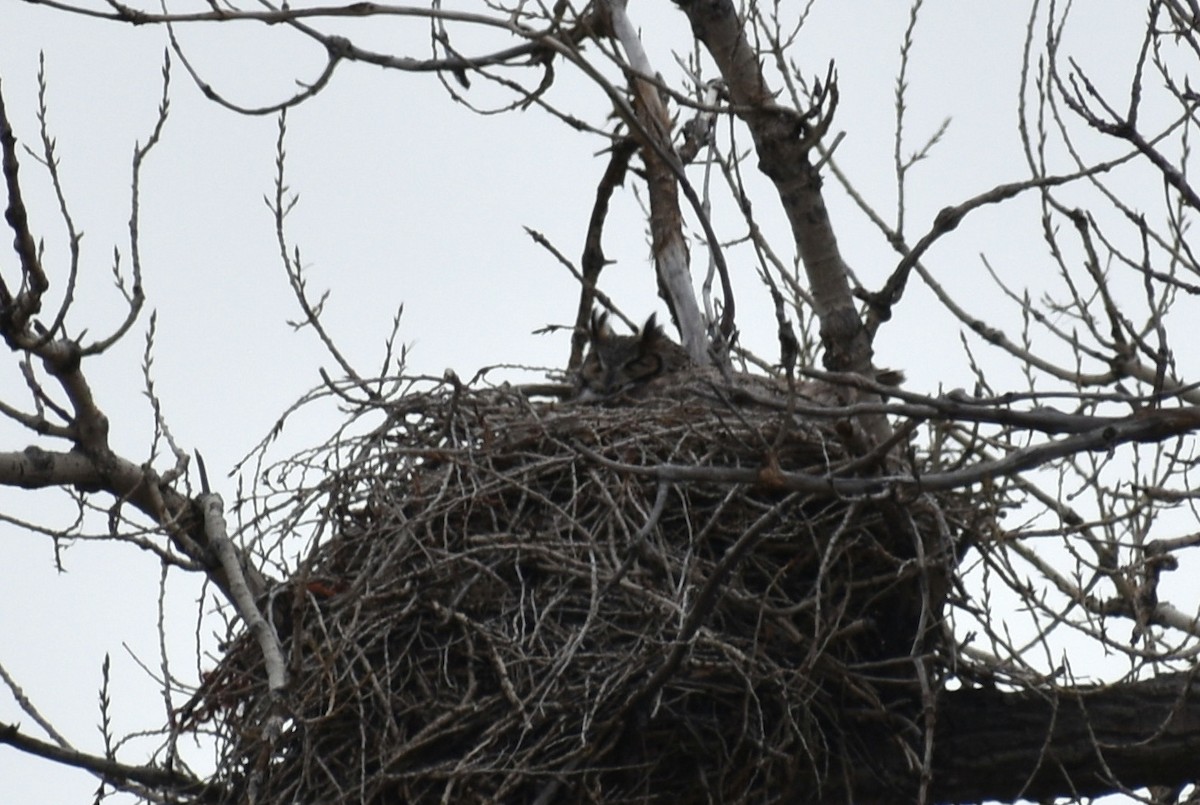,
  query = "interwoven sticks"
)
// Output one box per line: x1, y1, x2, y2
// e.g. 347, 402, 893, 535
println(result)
203, 373, 962, 803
